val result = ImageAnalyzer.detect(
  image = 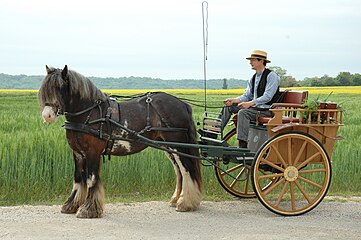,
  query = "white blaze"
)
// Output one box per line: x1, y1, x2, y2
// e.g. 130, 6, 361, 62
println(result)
42, 106, 57, 123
